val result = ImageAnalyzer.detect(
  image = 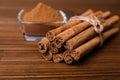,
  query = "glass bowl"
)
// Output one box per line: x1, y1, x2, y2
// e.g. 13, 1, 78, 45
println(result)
17, 9, 67, 41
